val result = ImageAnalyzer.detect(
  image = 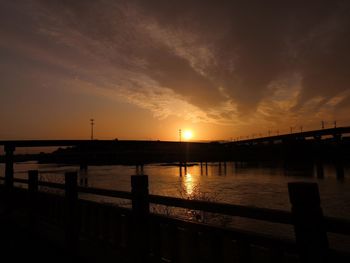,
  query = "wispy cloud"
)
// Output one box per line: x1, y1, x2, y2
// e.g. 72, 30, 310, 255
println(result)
1, 0, 350, 133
